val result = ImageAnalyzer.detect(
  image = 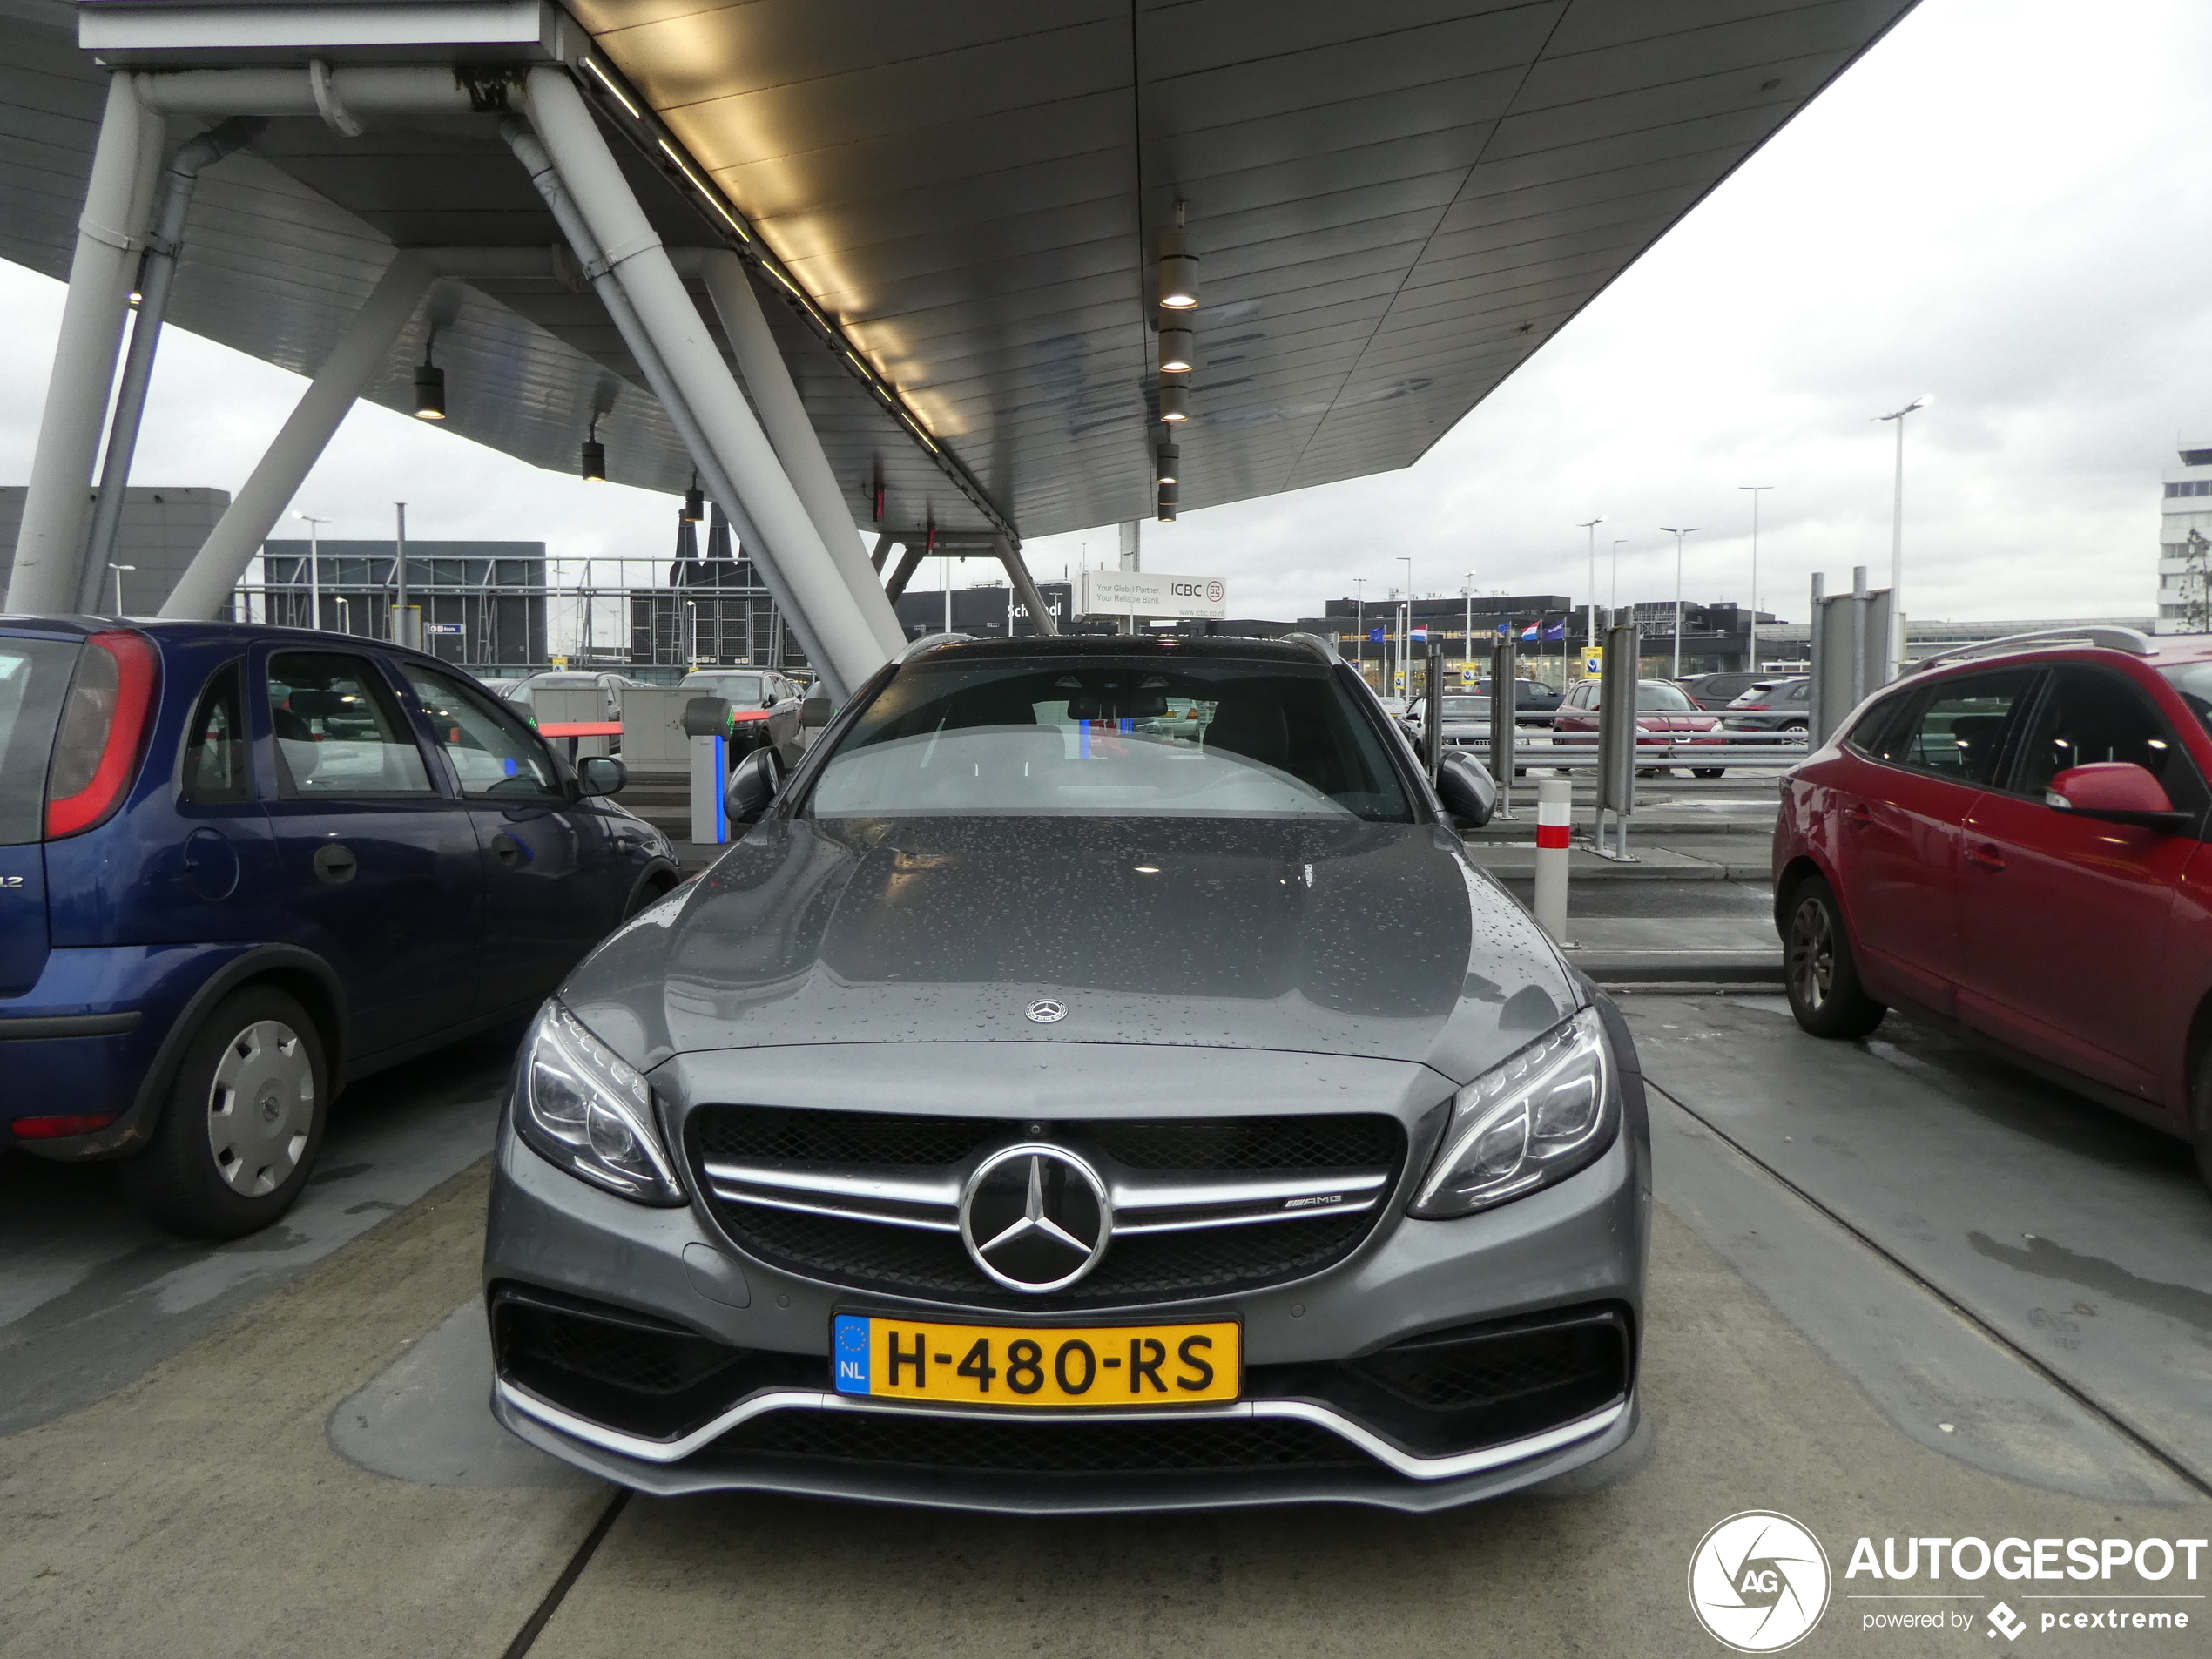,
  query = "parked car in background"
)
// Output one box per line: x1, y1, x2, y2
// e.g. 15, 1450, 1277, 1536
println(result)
1475, 677, 1563, 724
505, 671, 636, 721
0, 618, 680, 1238
1772, 630, 2212, 1191
1674, 671, 1765, 711
478, 676, 523, 700
1405, 692, 1494, 750
1551, 678, 1729, 775
1723, 677, 1811, 732
677, 668, 804, 711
